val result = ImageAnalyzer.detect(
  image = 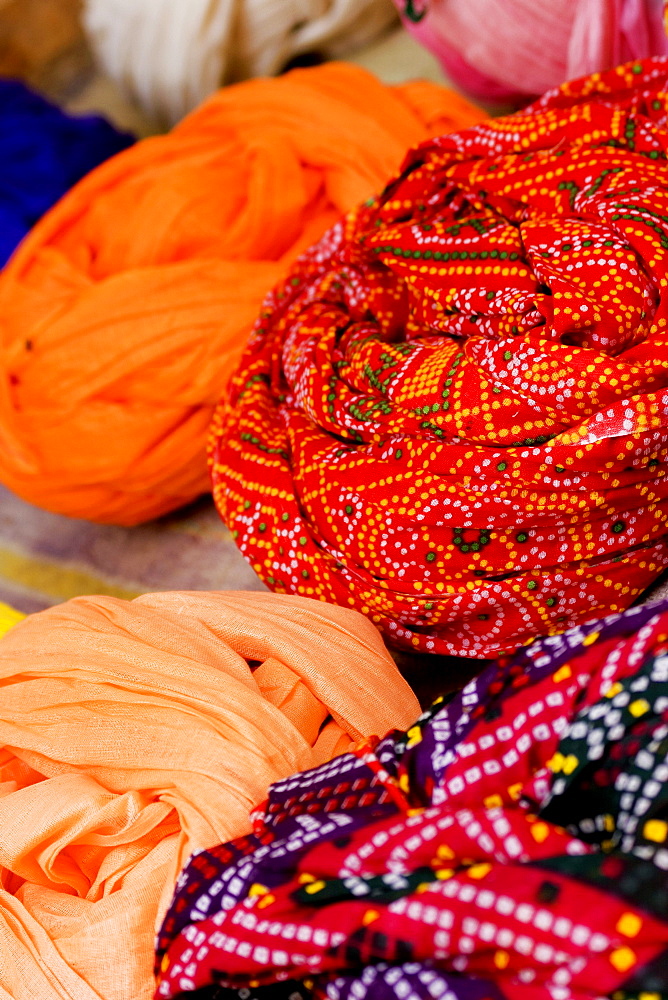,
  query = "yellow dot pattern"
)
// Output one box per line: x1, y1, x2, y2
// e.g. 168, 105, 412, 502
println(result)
211, 60, 668, 658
